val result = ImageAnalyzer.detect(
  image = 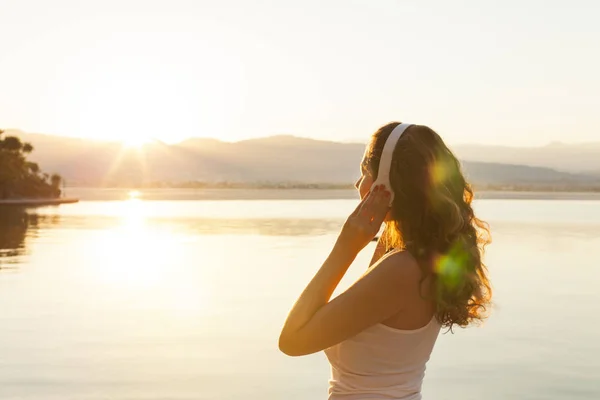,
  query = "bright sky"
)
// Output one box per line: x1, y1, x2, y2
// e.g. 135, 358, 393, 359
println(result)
0, 0, 598, 145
